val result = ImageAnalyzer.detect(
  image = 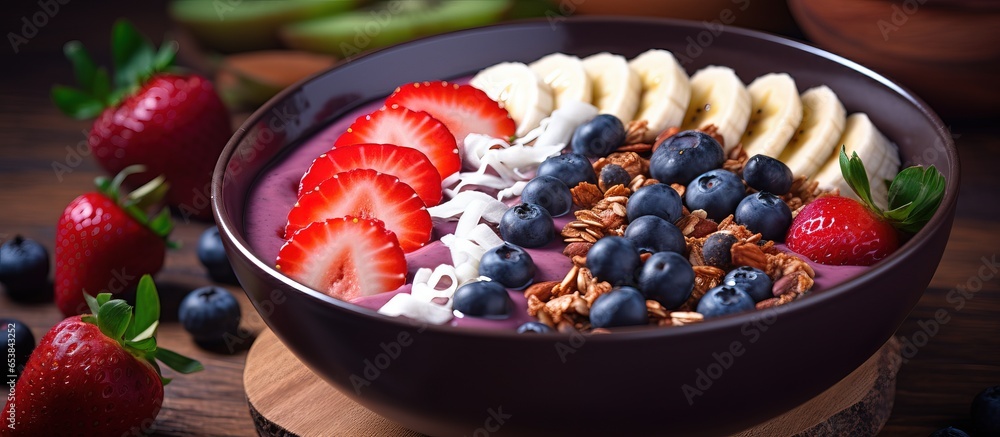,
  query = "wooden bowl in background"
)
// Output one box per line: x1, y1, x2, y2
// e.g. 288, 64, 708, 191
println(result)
789, 0, 1000, 119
